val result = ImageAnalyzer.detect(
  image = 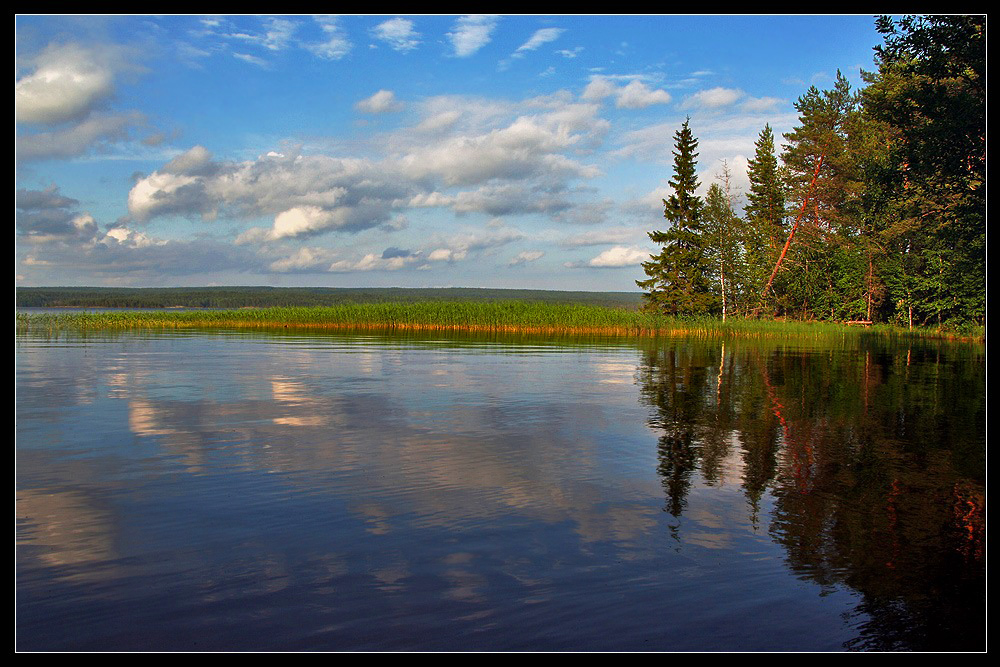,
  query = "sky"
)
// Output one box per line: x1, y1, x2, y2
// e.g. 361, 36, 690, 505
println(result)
16, 14, 885, 291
